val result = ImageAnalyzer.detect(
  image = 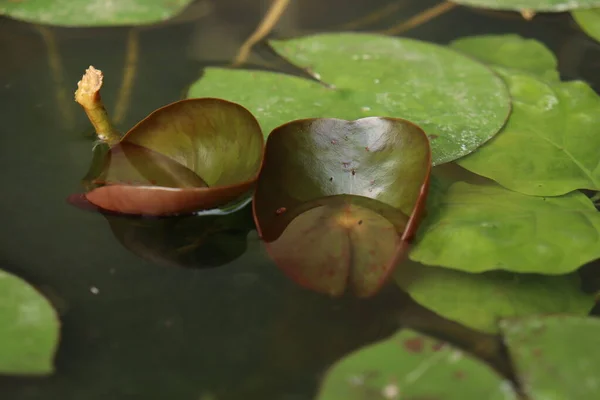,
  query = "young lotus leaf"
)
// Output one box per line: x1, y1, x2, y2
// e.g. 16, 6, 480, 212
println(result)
188, 32, 511, 165
253, 117, 431, 297
500, 315, 600, 399
452, 35, 600, 196
452, 0, 600, 12
316, 329, 517, 400
410, 177, 600, 274
572, 9, 600, 44
394, 260, 595, 333
81, 98, 264, 216
0, 269, 60, 375
0, 0, 194, 27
